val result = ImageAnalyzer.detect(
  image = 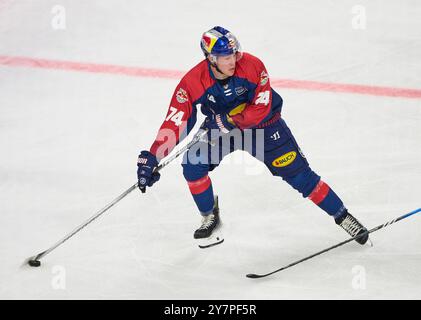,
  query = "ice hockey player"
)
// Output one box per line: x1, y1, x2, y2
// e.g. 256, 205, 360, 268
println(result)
136, 26, 369, 246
